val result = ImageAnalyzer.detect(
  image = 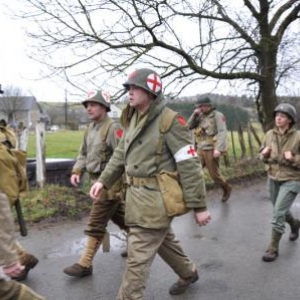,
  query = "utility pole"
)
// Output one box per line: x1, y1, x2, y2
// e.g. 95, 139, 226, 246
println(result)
65, 88, 68, 129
